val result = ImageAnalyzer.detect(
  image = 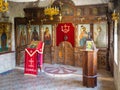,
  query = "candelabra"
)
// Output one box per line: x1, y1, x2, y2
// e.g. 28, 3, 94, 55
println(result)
44, 6, 59, 20
0, 0, 8, 12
